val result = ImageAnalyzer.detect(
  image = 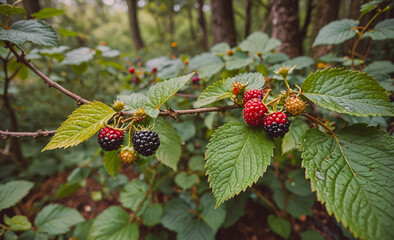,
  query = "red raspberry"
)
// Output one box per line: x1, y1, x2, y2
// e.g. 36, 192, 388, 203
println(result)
243, 89, 265, 104
263, 112, 290, 138
192, 76, 200, 85
128, 67, 135, 74
152, 67, 158, 73
98, 127, 124, 151
243, 99, 267, 126
133, 76, 139, 83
